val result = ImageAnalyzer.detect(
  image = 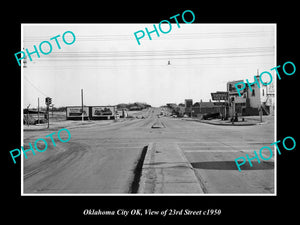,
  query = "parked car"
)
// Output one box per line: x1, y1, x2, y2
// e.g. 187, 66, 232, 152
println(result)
202, 112, 220, 120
